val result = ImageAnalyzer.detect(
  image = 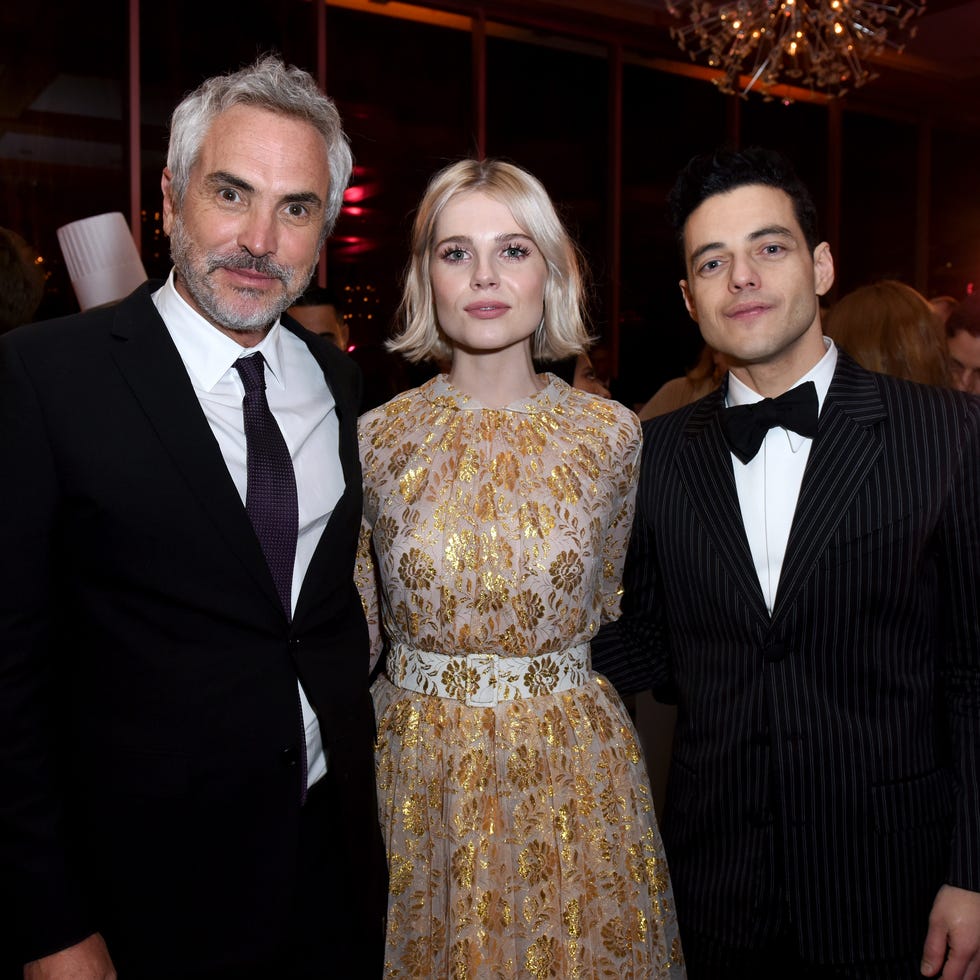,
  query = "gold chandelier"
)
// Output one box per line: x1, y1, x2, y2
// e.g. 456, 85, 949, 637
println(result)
667, 0, 928, 99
